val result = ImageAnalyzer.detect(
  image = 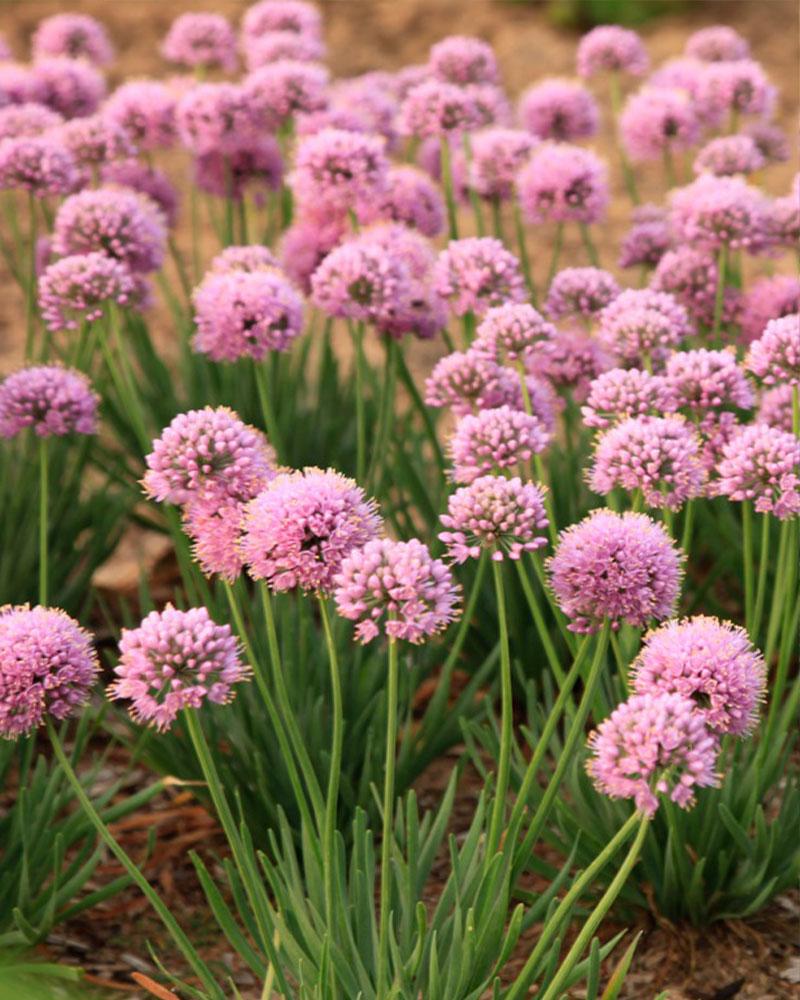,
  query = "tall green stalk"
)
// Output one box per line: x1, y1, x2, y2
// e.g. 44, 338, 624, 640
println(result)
254, 361, 284, 460
376, 636, 400, 999
486, 560, 513, 856
712, 244, 728, 339
317, 597, 343, 944
608, 72, 639, 206
38, 437, 48, 606
440, 136, 459, 241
